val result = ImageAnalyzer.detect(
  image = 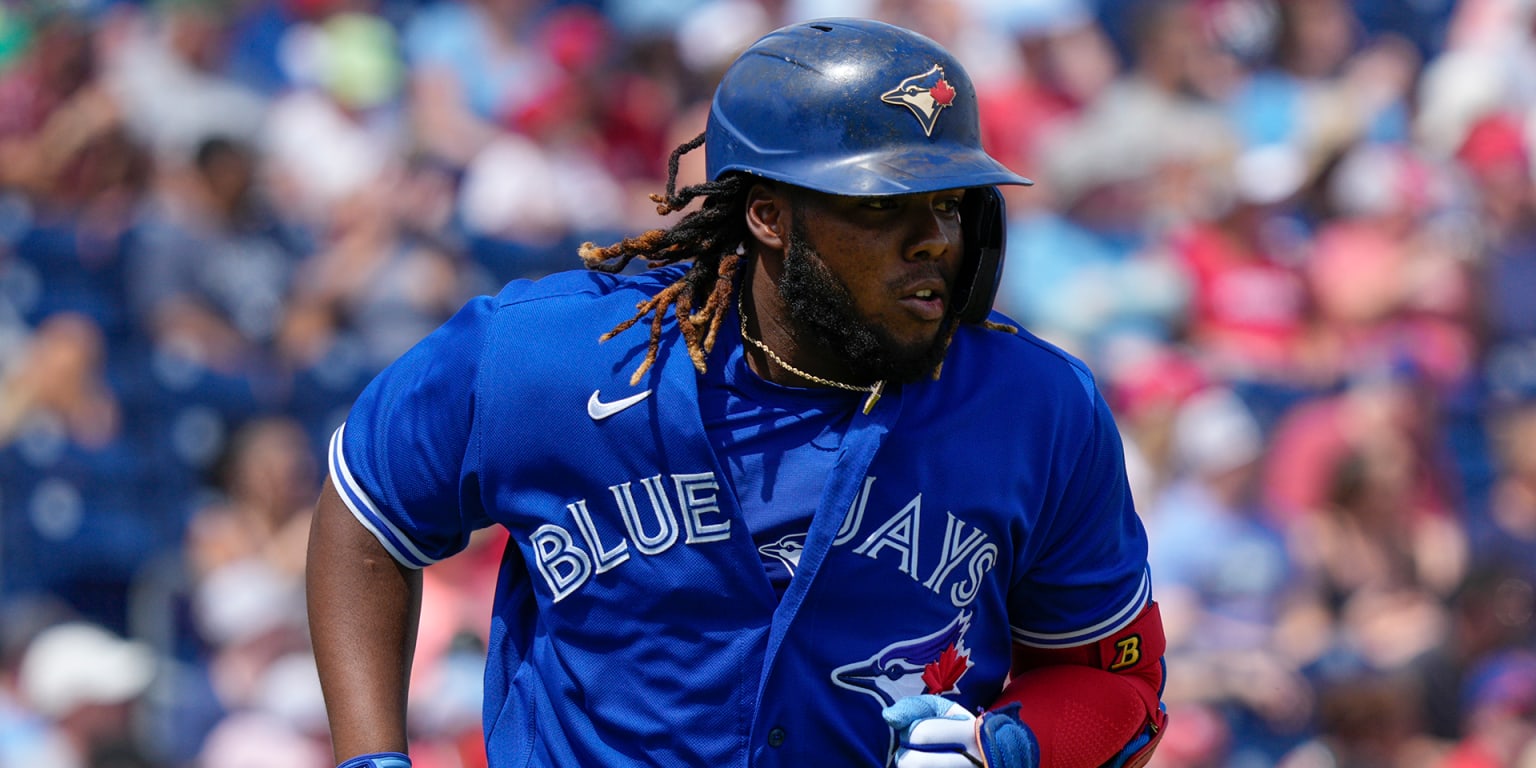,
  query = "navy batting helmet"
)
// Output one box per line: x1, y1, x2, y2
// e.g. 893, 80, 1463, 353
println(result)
705, 18, 1032, 324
